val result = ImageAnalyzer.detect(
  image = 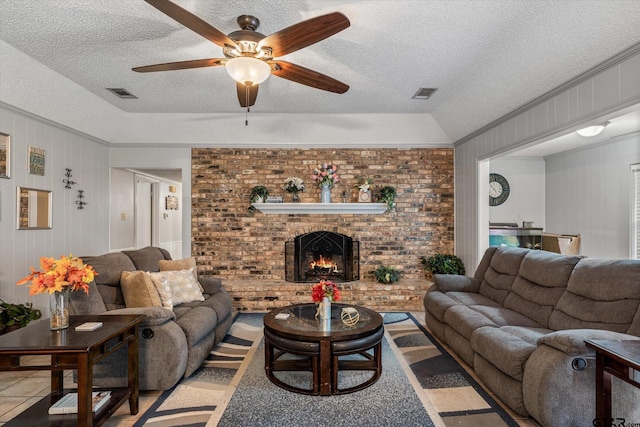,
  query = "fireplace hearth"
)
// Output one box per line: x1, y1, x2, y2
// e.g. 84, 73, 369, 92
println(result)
285, 231, 359, 283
